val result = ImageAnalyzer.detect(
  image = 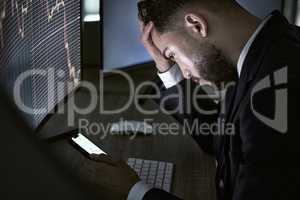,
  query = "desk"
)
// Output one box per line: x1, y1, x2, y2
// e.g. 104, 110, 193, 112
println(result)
41, 69, 217, 200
